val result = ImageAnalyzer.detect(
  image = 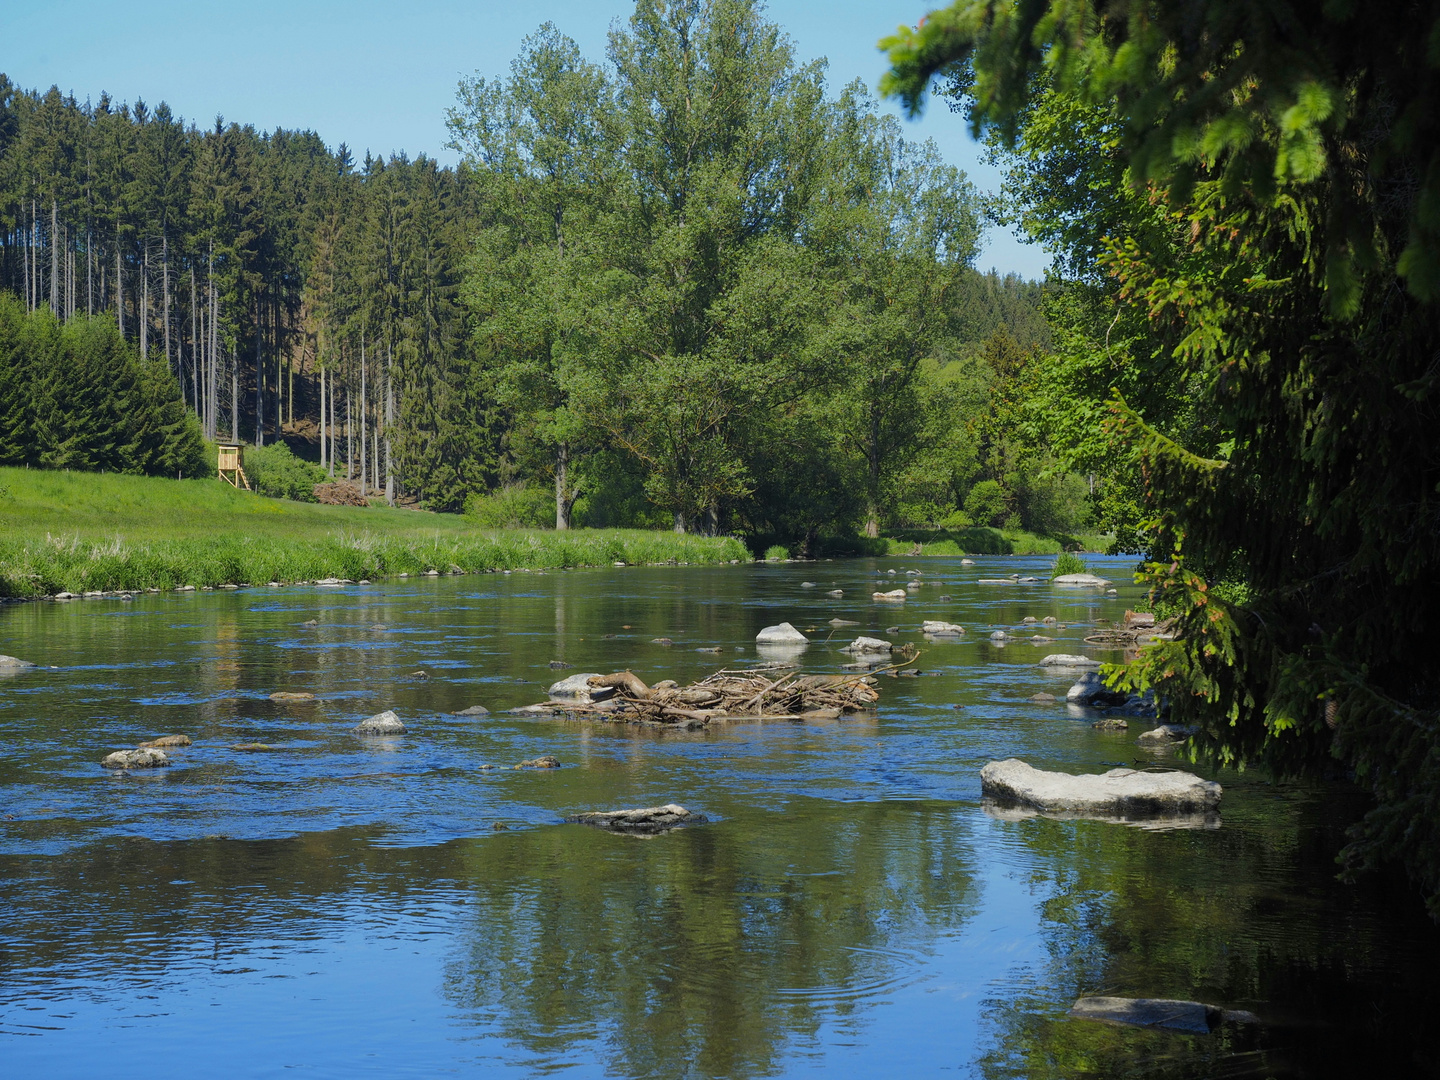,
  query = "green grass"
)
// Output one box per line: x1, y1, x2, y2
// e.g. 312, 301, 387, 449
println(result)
1051, 551, 1090, 577
0, 467, 750, 597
